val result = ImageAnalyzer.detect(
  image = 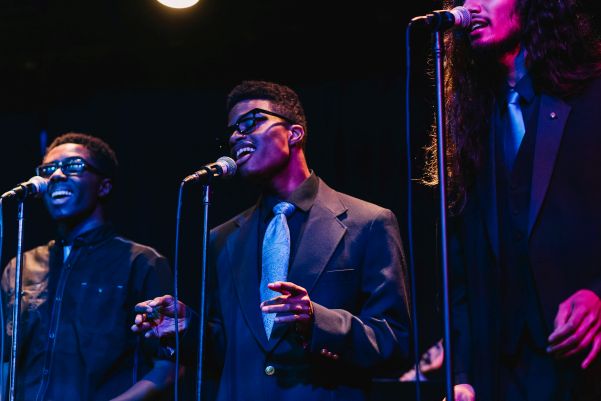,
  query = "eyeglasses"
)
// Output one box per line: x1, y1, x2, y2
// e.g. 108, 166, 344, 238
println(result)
225, 108, 296, 138
36, 156, 103, 178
